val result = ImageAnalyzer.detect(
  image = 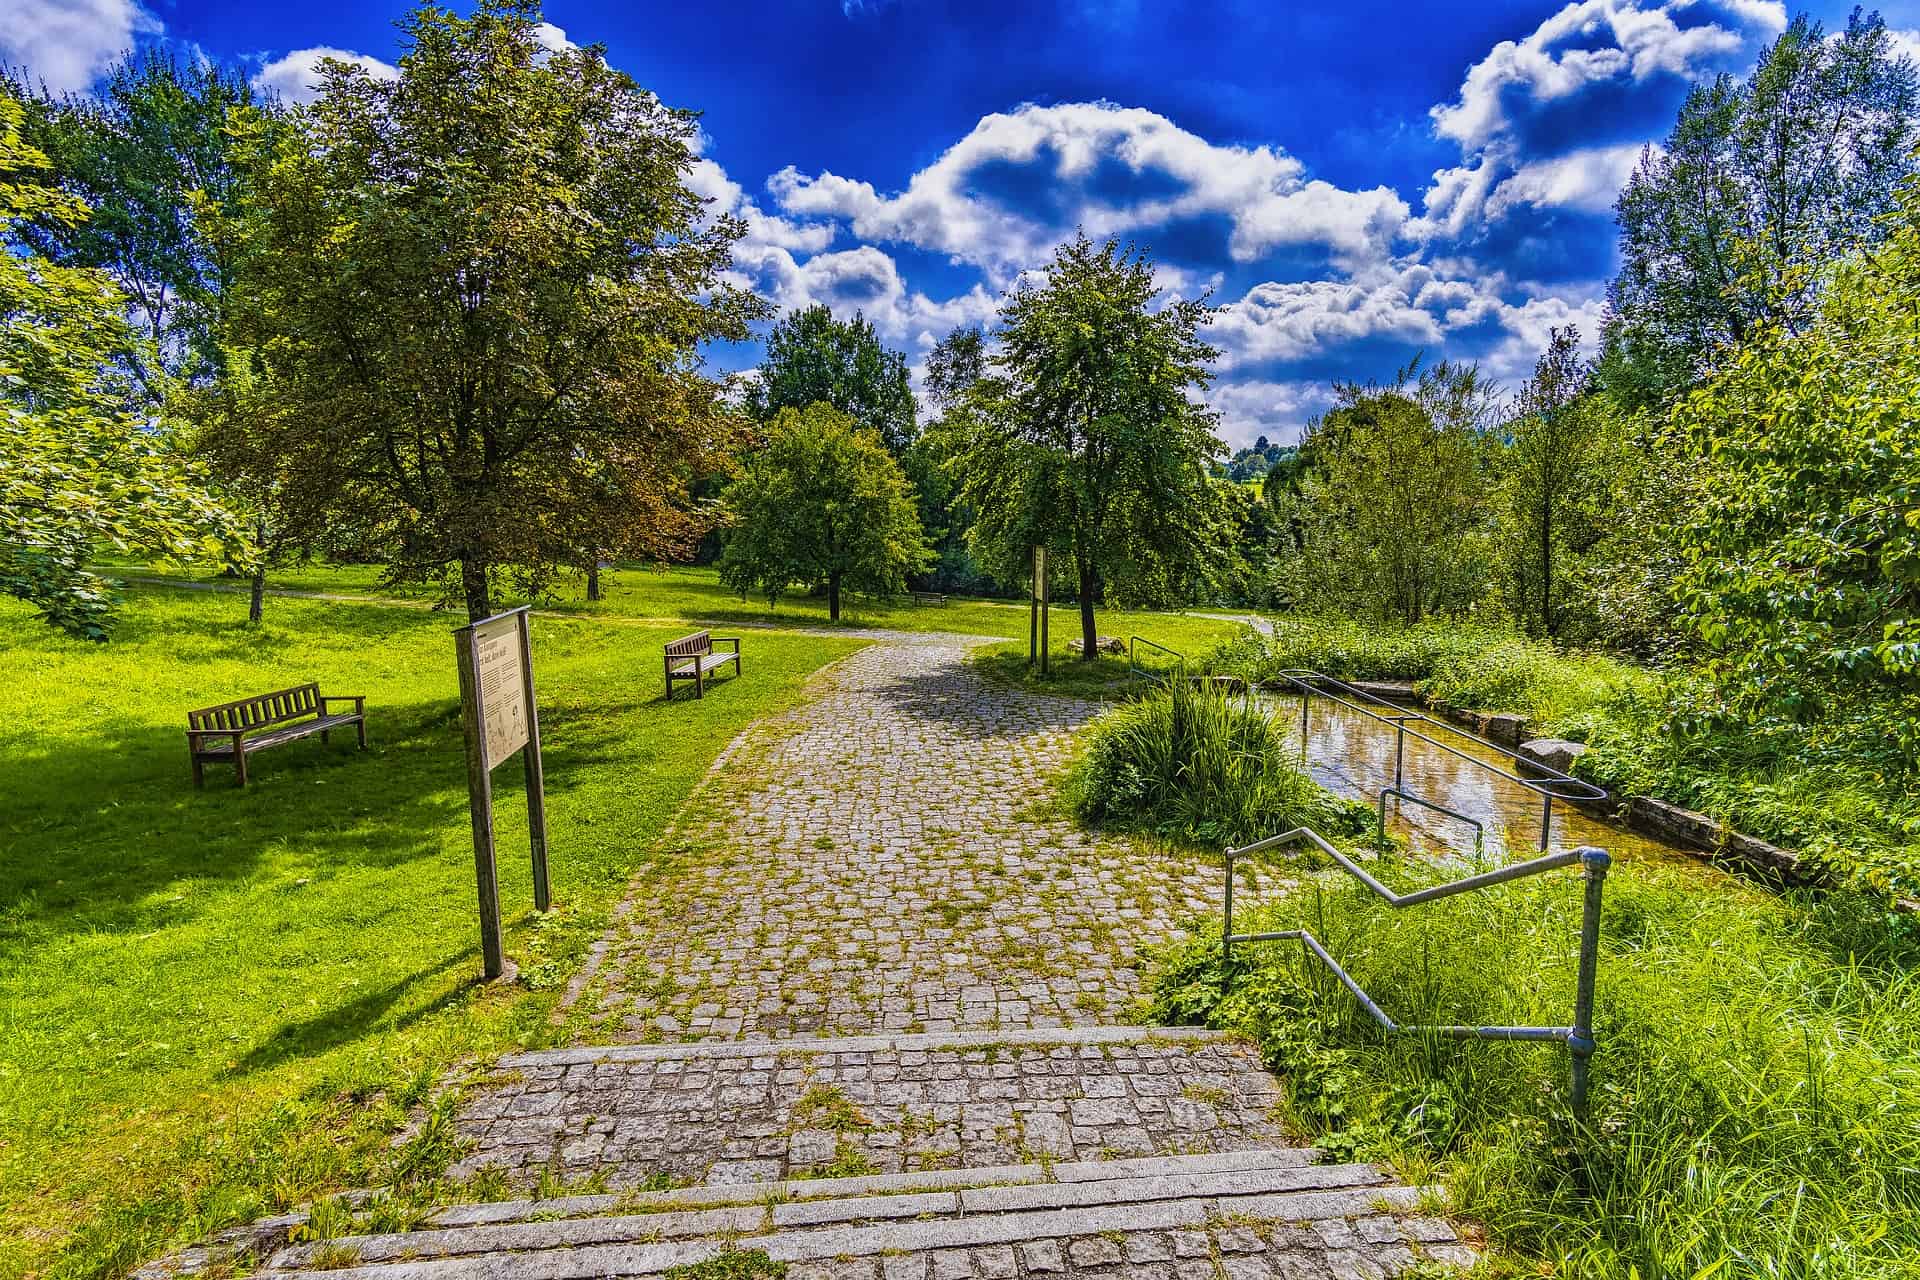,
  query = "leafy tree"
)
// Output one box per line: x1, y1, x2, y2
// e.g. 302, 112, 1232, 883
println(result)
1603, 9, 1919, 407
745, 305, 916, 454
10, 51, 265, 394
922, 325, 985, 412
1276, 361, 1497, 624
0, 94, 243, 638
219, 1, 761, 622
1497, 327, 1613, 638
717, 404, 930, 619
944, 233, 1225, 658
1669, 171, 1920, 742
